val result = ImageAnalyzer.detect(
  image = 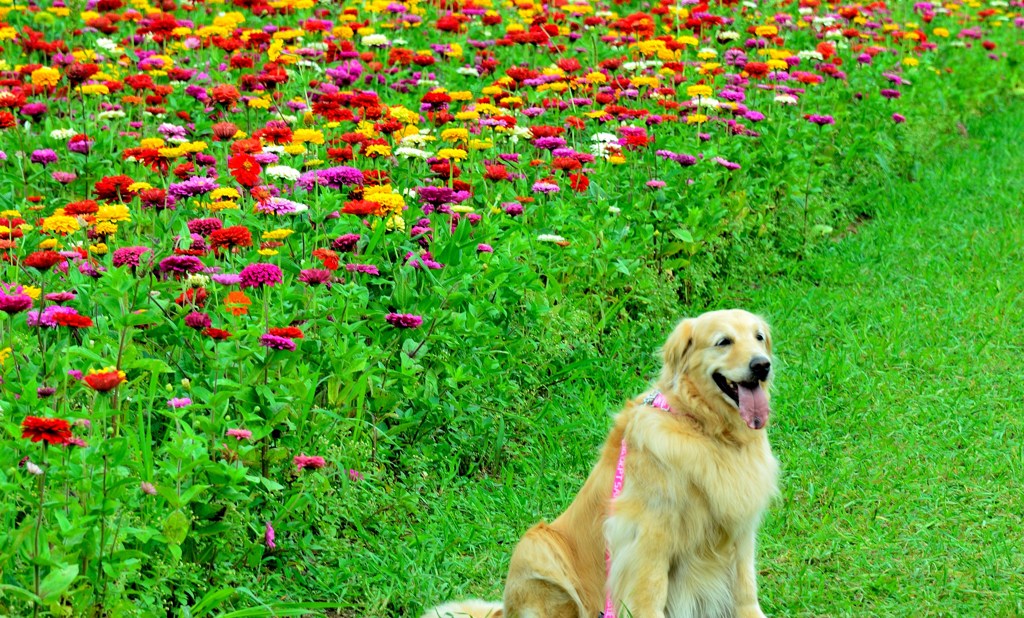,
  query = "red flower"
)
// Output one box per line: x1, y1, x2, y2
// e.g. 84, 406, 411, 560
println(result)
312, 248, 340, 271
65, 199, 99, 215
54, 313, 94, 328
83, 369, 125, 392
209, 225, 253, 251
94, 175, 136, 202
569, 173, 590, 193
342, 200, 380, 216
23, 250, 65, 271
269, 326, 304, 339
210, 83, 241, 106
21, 416, 72, 445
484, 165, 509, 182
228, 153, 260, 187
203, 327, 232, 340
